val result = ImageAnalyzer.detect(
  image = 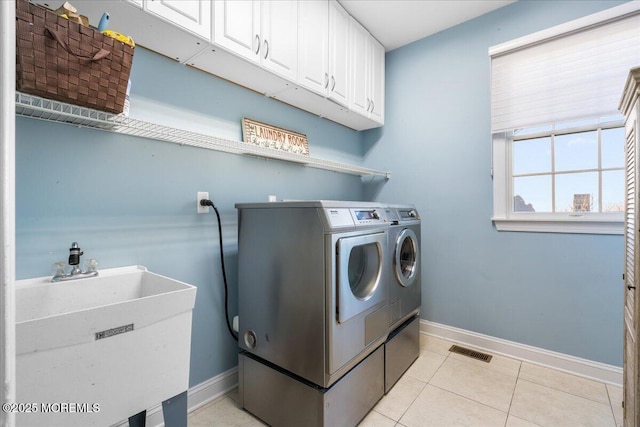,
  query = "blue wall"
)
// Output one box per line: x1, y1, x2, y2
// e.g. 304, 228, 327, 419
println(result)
15, 0, 628, 395
15, 47, 365, 386
363, 0, 628, 366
